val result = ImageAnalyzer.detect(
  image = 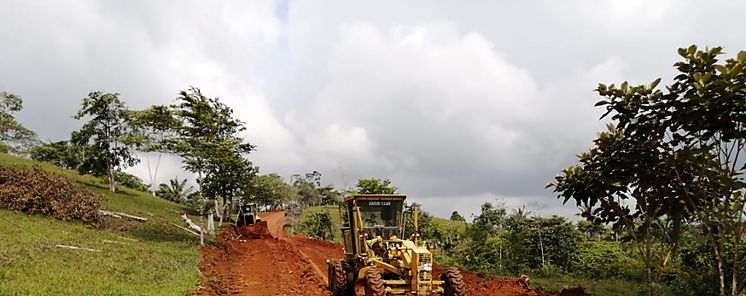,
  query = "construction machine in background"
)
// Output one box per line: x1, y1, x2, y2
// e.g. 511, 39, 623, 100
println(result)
235, 202, 261, 227
326, 194, 465, 296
